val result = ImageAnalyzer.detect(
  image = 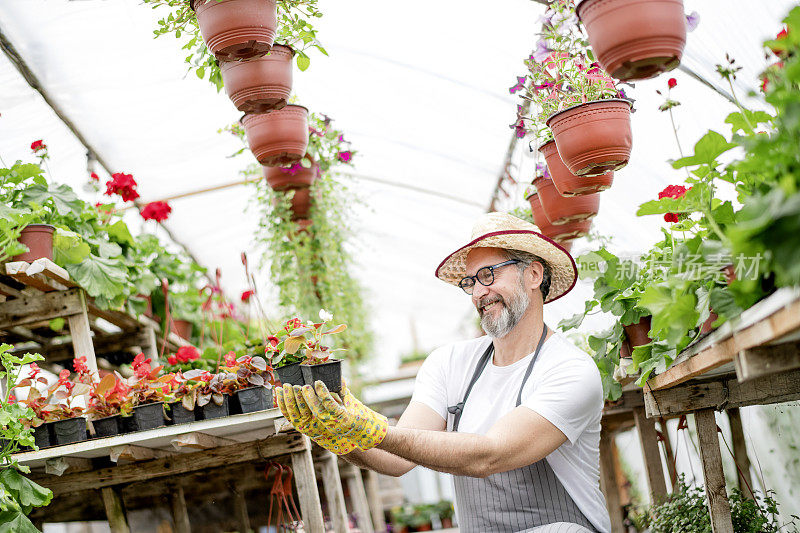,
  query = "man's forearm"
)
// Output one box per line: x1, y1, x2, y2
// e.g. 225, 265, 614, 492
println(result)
377, 426, 496, 477
342, 447, 418, 477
